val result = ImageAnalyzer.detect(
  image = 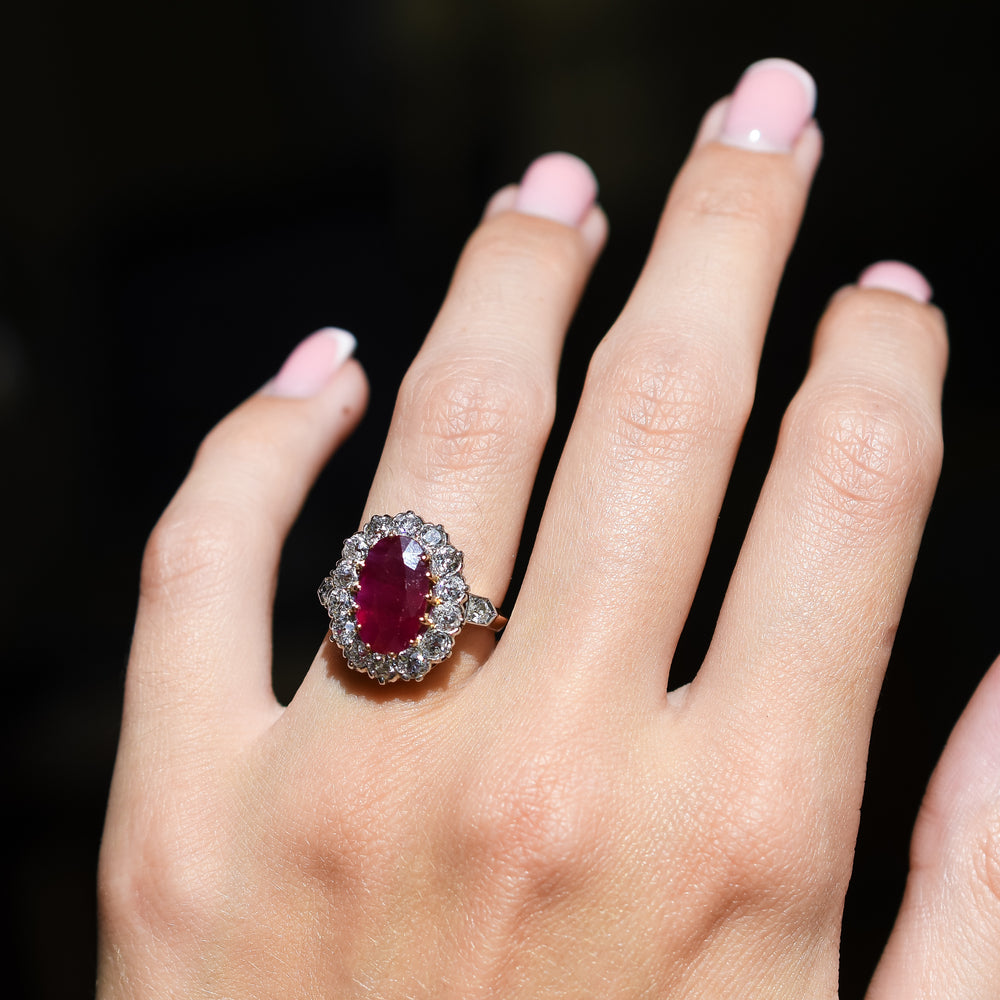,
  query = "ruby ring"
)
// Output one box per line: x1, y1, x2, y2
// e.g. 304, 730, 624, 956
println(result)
318, 511, 506, 683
